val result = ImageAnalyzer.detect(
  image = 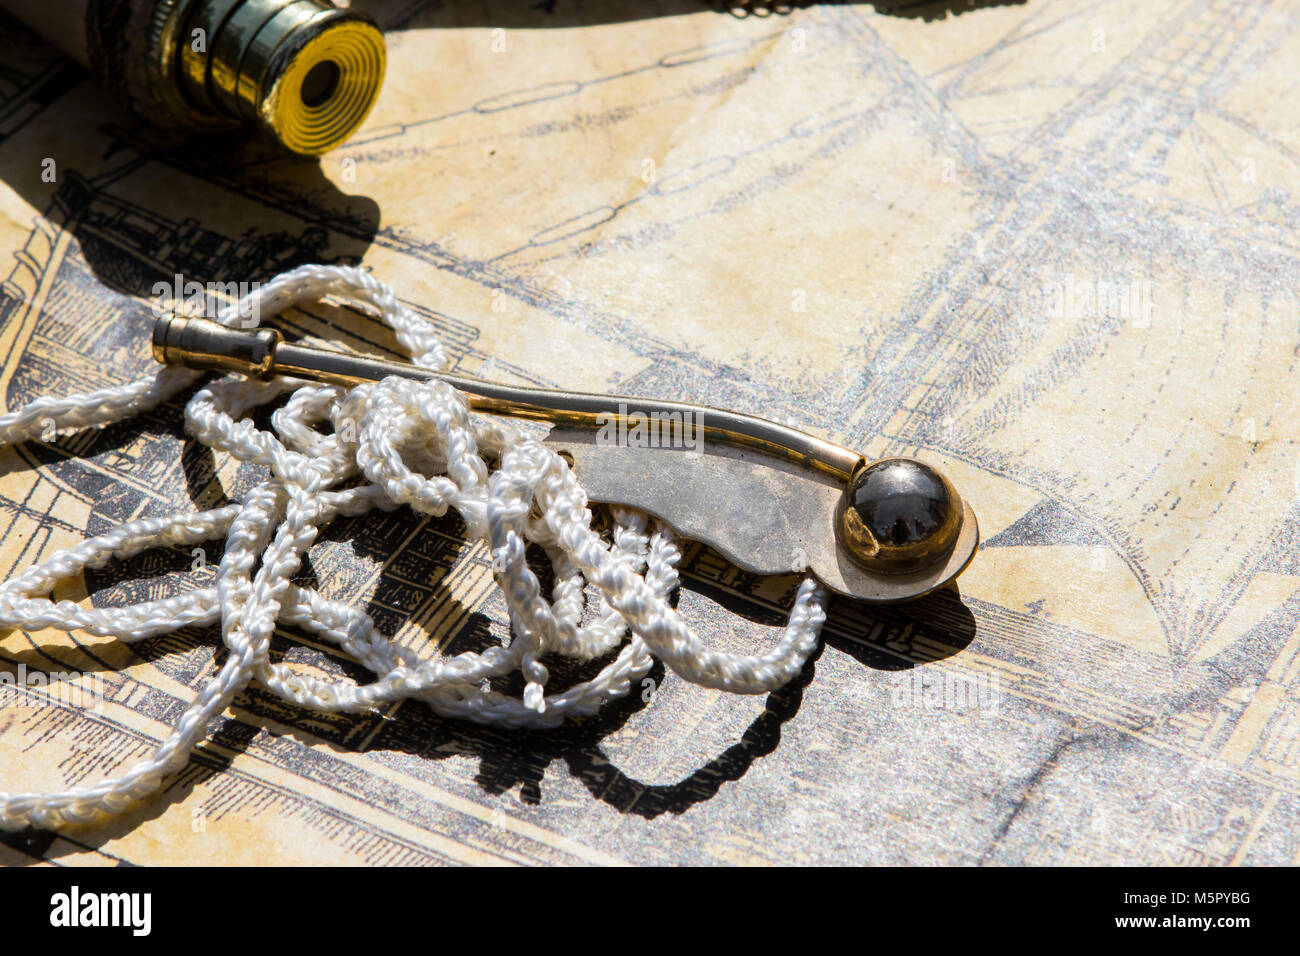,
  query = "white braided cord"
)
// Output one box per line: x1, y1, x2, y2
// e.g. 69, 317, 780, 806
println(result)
0, 264, 827, 829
